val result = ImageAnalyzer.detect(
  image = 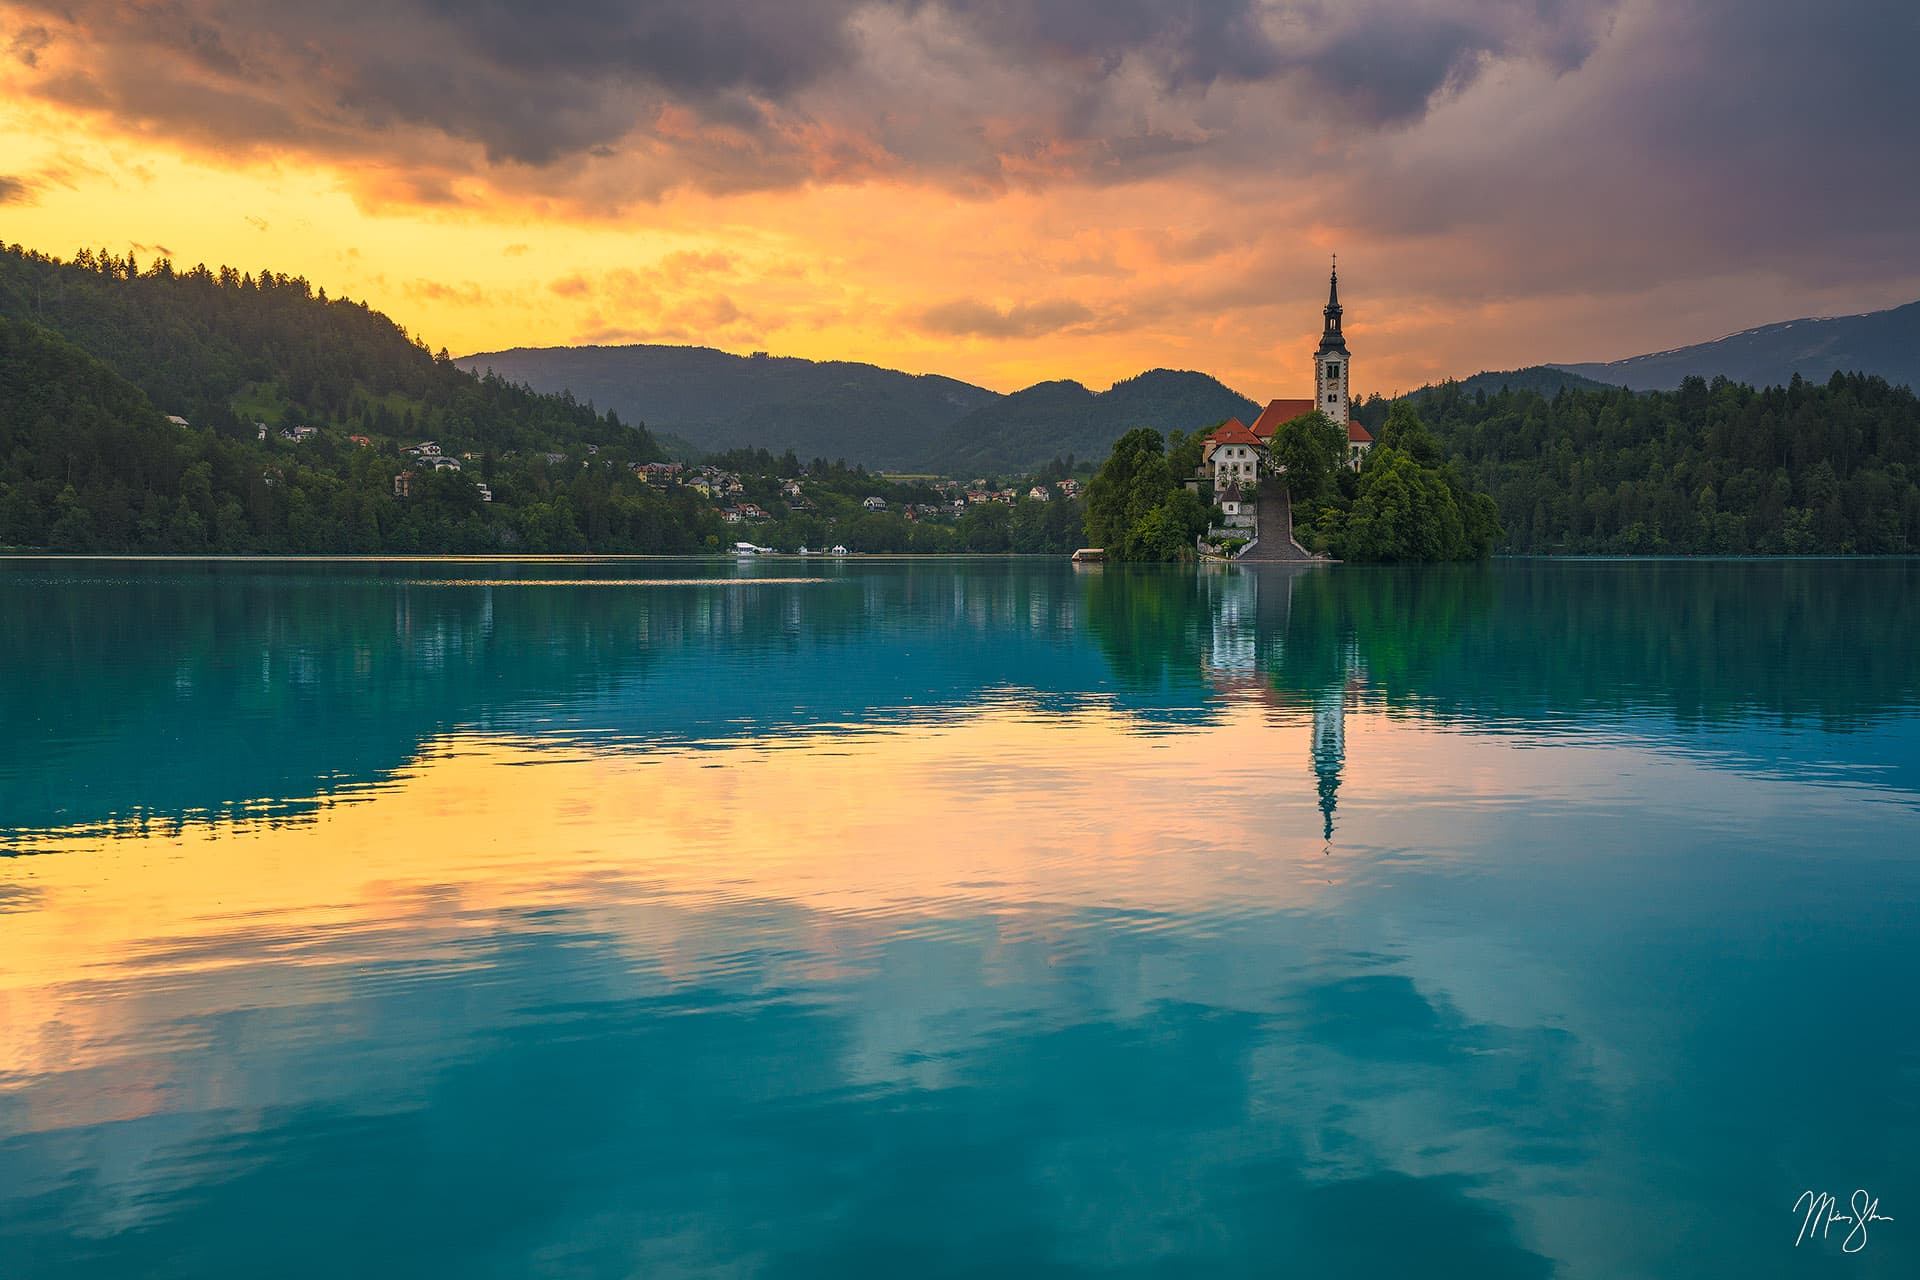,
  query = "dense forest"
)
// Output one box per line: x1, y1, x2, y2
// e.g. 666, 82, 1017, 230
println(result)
0, 245, 1084, 554
1367, 373, 1920, 553
0, 244, 710, 553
